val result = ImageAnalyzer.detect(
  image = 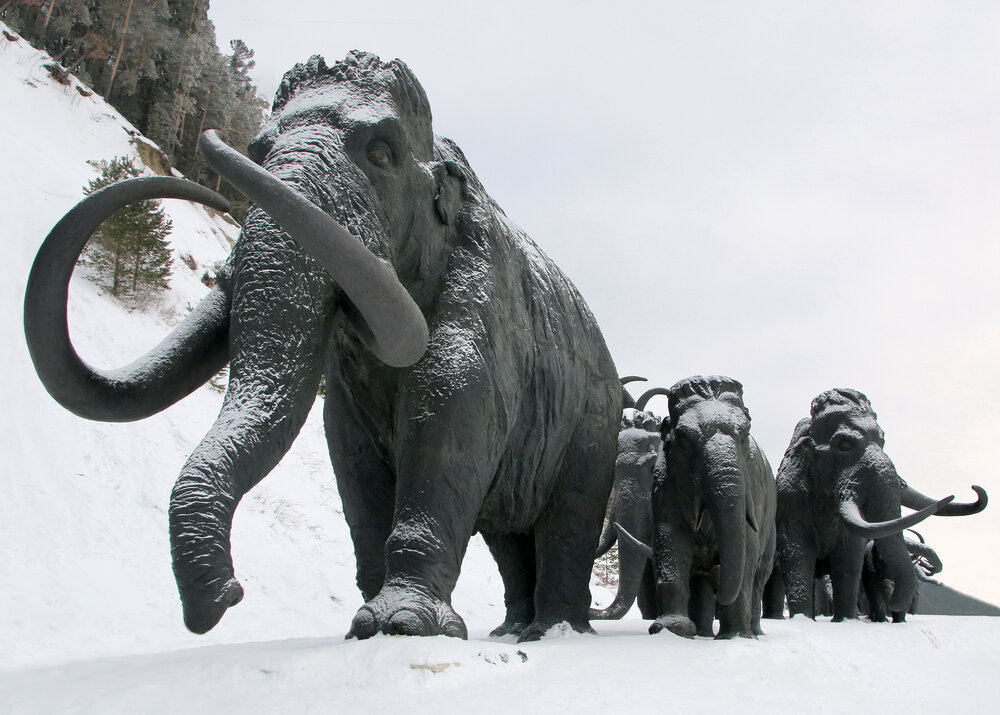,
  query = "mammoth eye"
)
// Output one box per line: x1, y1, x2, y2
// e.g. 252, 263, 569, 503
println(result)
836, 437, 856, 452
366, 141, 393, 168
